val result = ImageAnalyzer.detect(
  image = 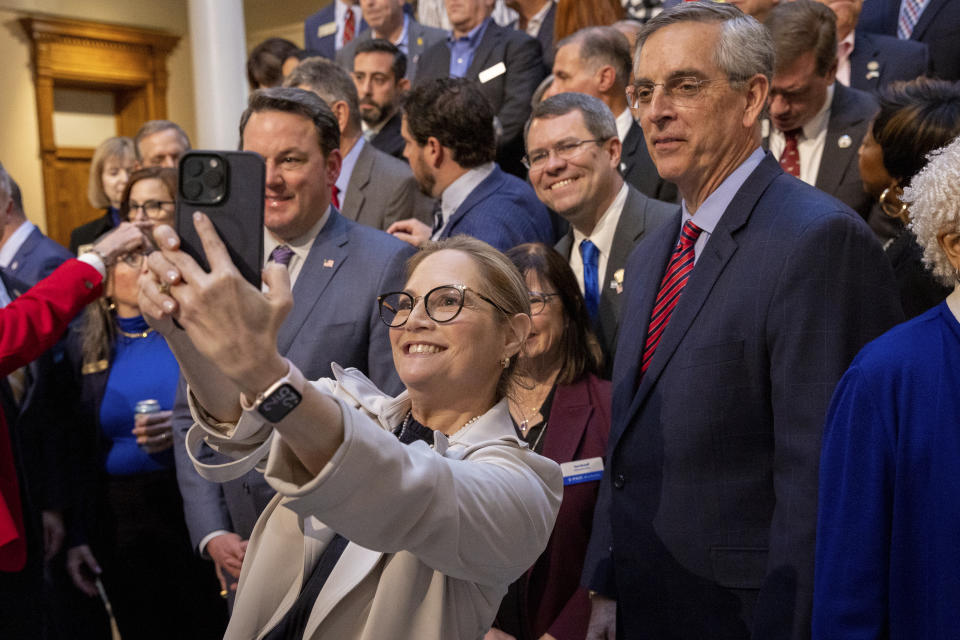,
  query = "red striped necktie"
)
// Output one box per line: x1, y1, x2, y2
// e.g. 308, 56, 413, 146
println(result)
640, 220, 703, 376
343, 7, 356, 44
